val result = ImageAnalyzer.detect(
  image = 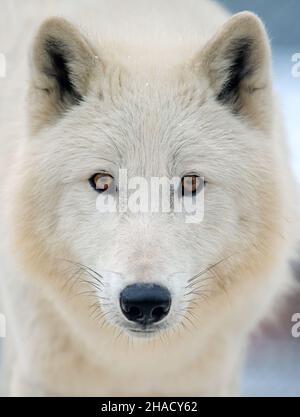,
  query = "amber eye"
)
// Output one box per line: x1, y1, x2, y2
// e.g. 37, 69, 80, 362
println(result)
89, 173, 114, 193
181, 175, 203, 196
